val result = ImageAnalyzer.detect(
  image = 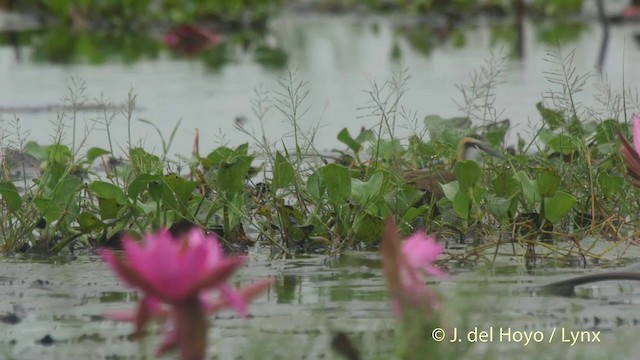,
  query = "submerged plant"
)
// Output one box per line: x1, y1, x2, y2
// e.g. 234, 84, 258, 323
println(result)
100, 227, 273, 360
